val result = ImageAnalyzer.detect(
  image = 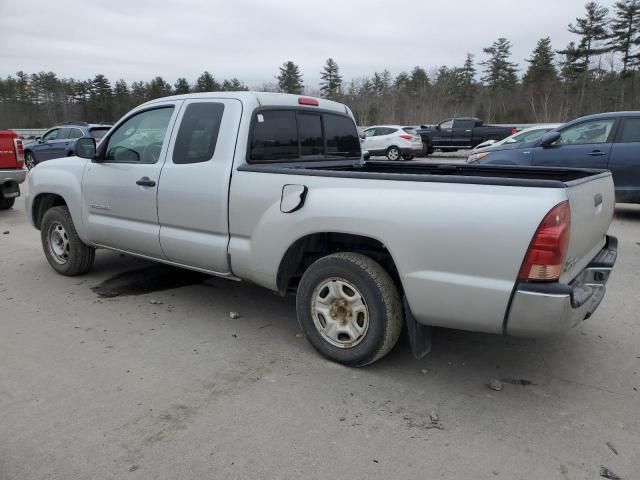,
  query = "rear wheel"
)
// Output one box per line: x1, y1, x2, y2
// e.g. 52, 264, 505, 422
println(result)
296, 252, 403, 367
25, 152, 36, 170
0, 197, 15, 210
41, 206, 95, 276
386, 146, 400, 161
